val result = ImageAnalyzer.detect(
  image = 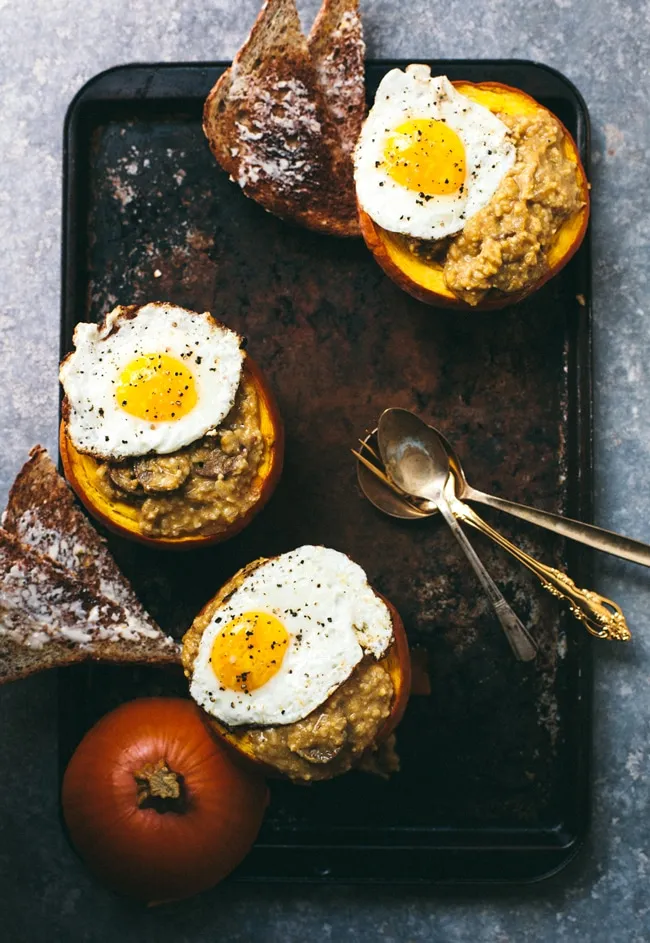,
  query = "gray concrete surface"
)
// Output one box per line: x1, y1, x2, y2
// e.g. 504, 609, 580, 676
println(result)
1, 0, 650, 940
